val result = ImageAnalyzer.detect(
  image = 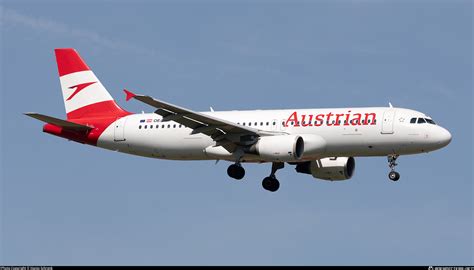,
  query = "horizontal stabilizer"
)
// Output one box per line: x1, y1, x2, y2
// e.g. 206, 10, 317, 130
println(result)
24, 113, 93, 132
